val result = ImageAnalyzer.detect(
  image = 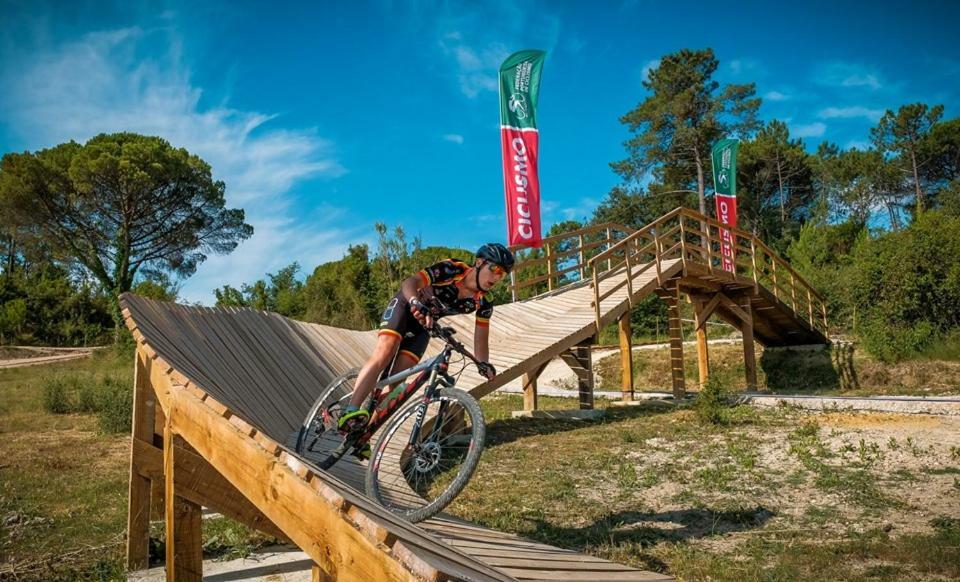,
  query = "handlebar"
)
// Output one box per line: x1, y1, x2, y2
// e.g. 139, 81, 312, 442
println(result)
429, 322, 481, 364
419, 297, 493, 377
